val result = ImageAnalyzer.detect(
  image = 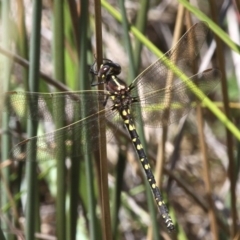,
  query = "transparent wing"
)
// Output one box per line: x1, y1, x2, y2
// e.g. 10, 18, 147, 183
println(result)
131, 22, 209, 95
5, 90, 108, 122
9, 106, 126, 162
7, 90, 130, 162
131, 68, 221, 127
